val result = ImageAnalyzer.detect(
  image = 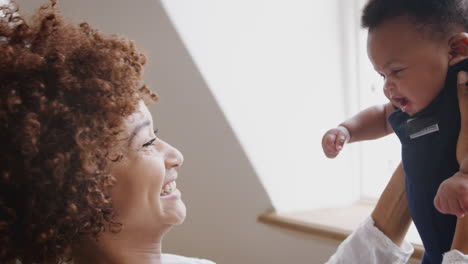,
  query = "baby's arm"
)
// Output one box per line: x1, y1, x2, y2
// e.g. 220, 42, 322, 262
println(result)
340, 102, 395, 143
322, 102, 395, 158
